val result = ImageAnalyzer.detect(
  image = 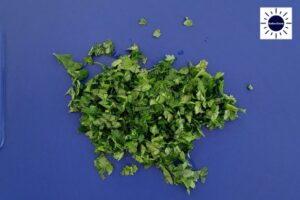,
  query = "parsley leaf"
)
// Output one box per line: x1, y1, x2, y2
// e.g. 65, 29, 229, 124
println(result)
153, 29, 161, 38
139, 18, 148, 25
183, 17, 193, 27
121, 164, 138, 176
83, 40, 115, 66
53, 54, 88, 81
247, 84, 253, 91
94, 154, 114, 180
